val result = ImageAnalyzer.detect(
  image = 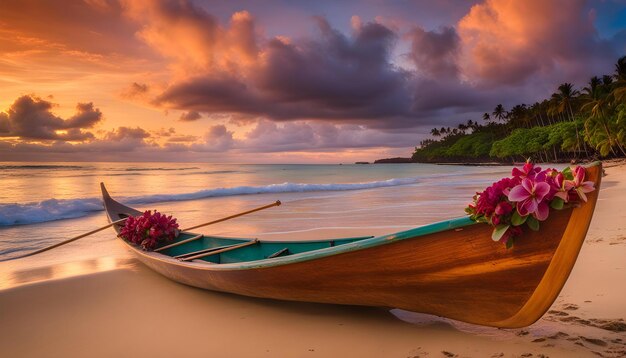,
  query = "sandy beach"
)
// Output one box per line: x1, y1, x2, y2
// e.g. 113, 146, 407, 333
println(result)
1, 163, 625, 358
